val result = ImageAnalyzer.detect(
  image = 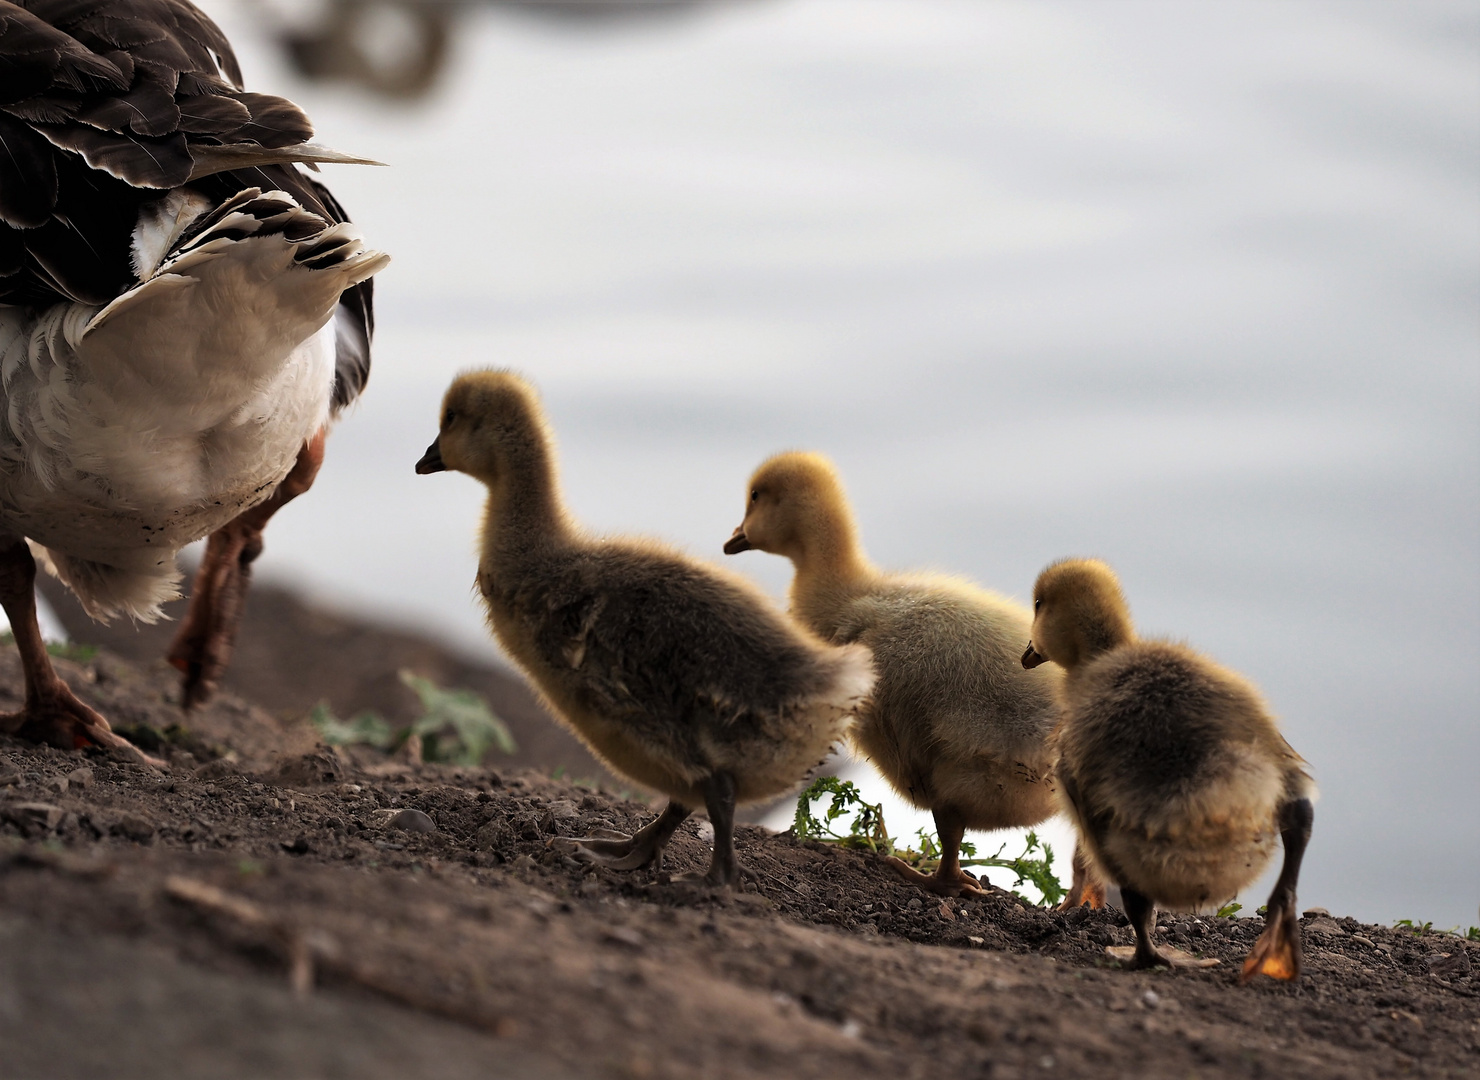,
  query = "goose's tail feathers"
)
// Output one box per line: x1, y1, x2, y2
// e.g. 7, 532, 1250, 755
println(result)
32, 544, 180, 624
